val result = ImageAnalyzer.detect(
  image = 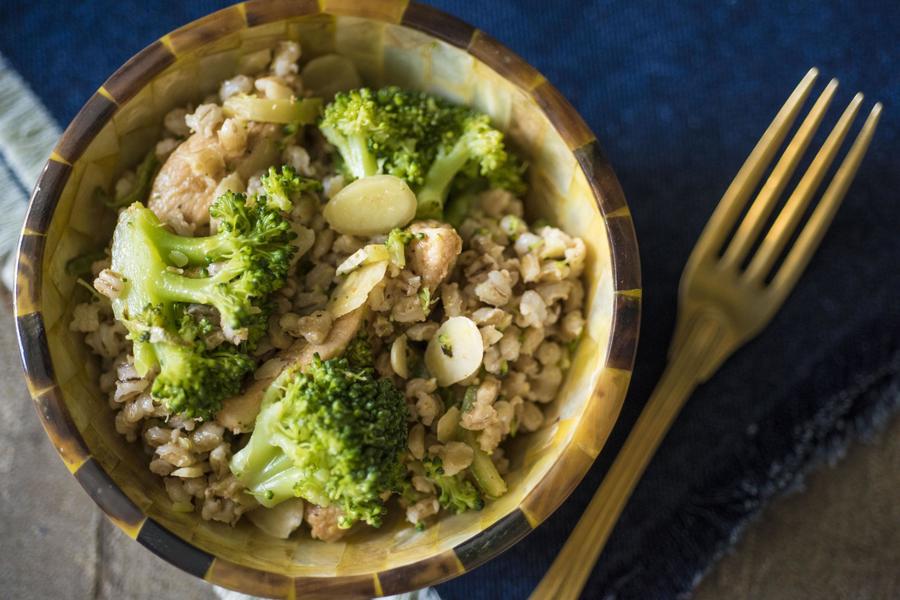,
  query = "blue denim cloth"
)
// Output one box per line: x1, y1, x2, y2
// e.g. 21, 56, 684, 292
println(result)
2, 2, 899, 598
